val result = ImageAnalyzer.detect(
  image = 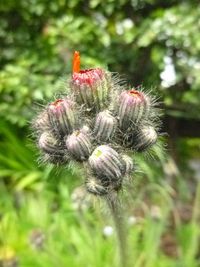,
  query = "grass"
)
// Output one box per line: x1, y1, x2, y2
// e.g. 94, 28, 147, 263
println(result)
0, 176, 199, 267
0, 123, 199, 267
